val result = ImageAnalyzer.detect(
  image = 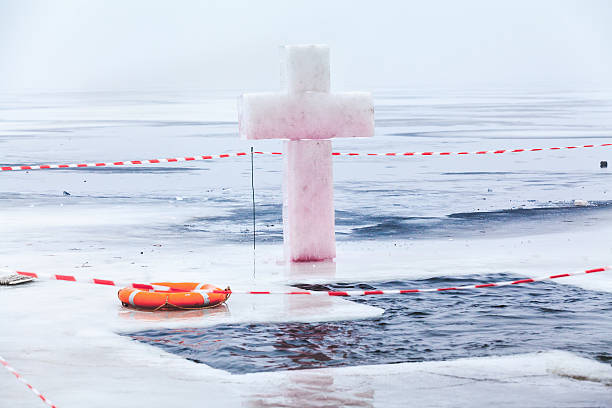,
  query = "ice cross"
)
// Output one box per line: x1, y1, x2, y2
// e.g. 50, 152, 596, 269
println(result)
239, 45, 374, 262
